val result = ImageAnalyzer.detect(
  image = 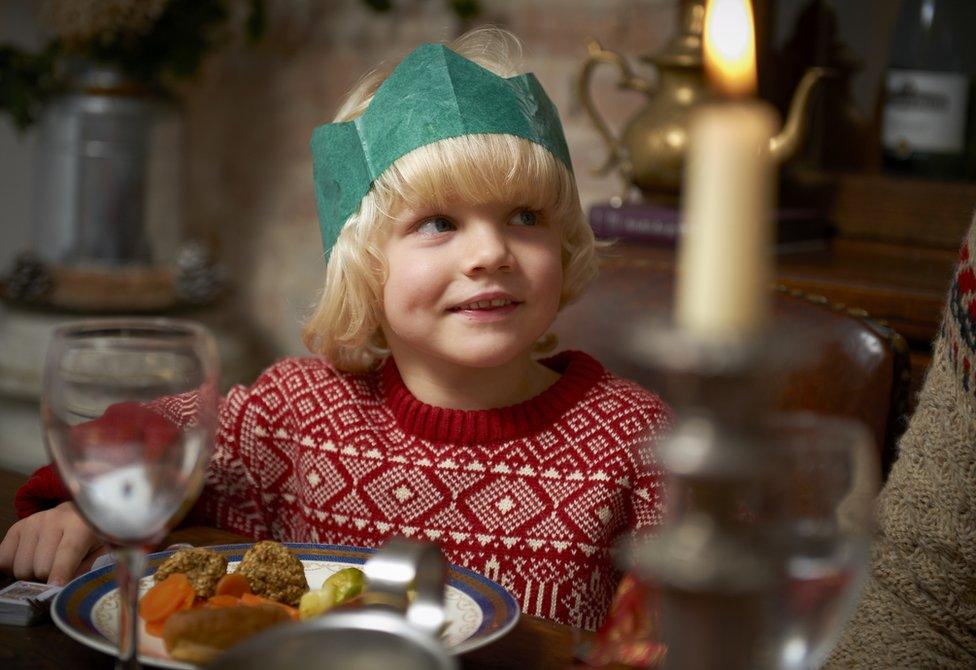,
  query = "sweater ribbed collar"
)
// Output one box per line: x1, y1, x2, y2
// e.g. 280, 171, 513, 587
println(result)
380, 350, 605, 444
